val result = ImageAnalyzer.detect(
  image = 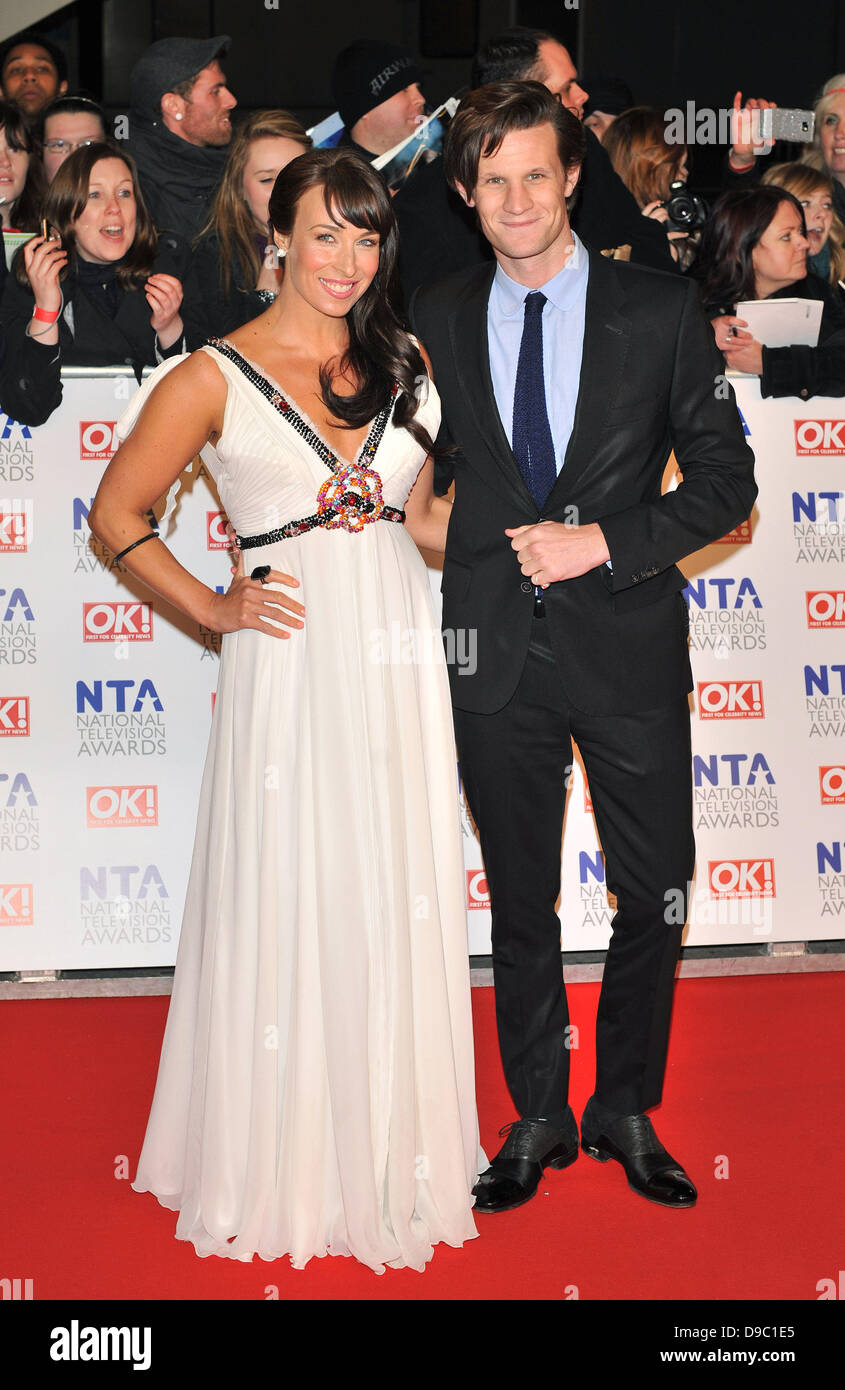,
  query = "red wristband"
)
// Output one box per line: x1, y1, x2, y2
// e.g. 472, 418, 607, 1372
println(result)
32, 305, 61, 323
